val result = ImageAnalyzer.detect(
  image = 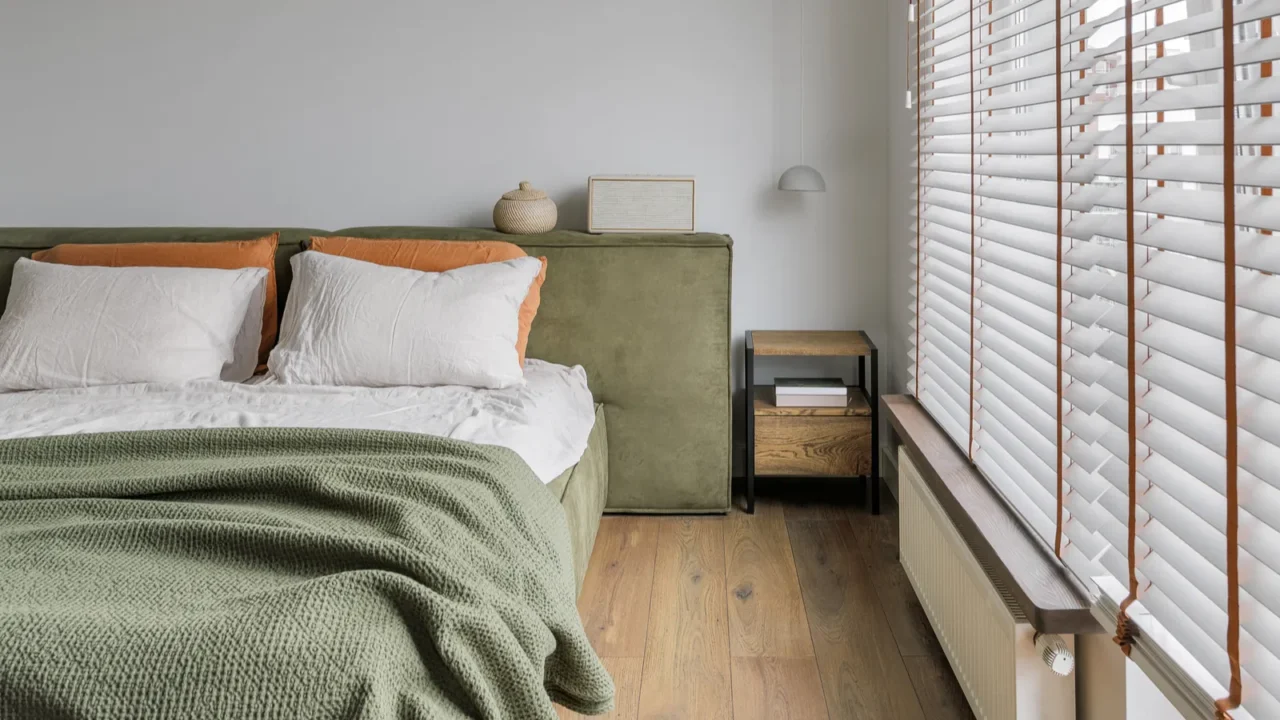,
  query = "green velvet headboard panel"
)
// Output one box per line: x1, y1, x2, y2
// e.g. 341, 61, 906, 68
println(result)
0, 227, 732, 513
